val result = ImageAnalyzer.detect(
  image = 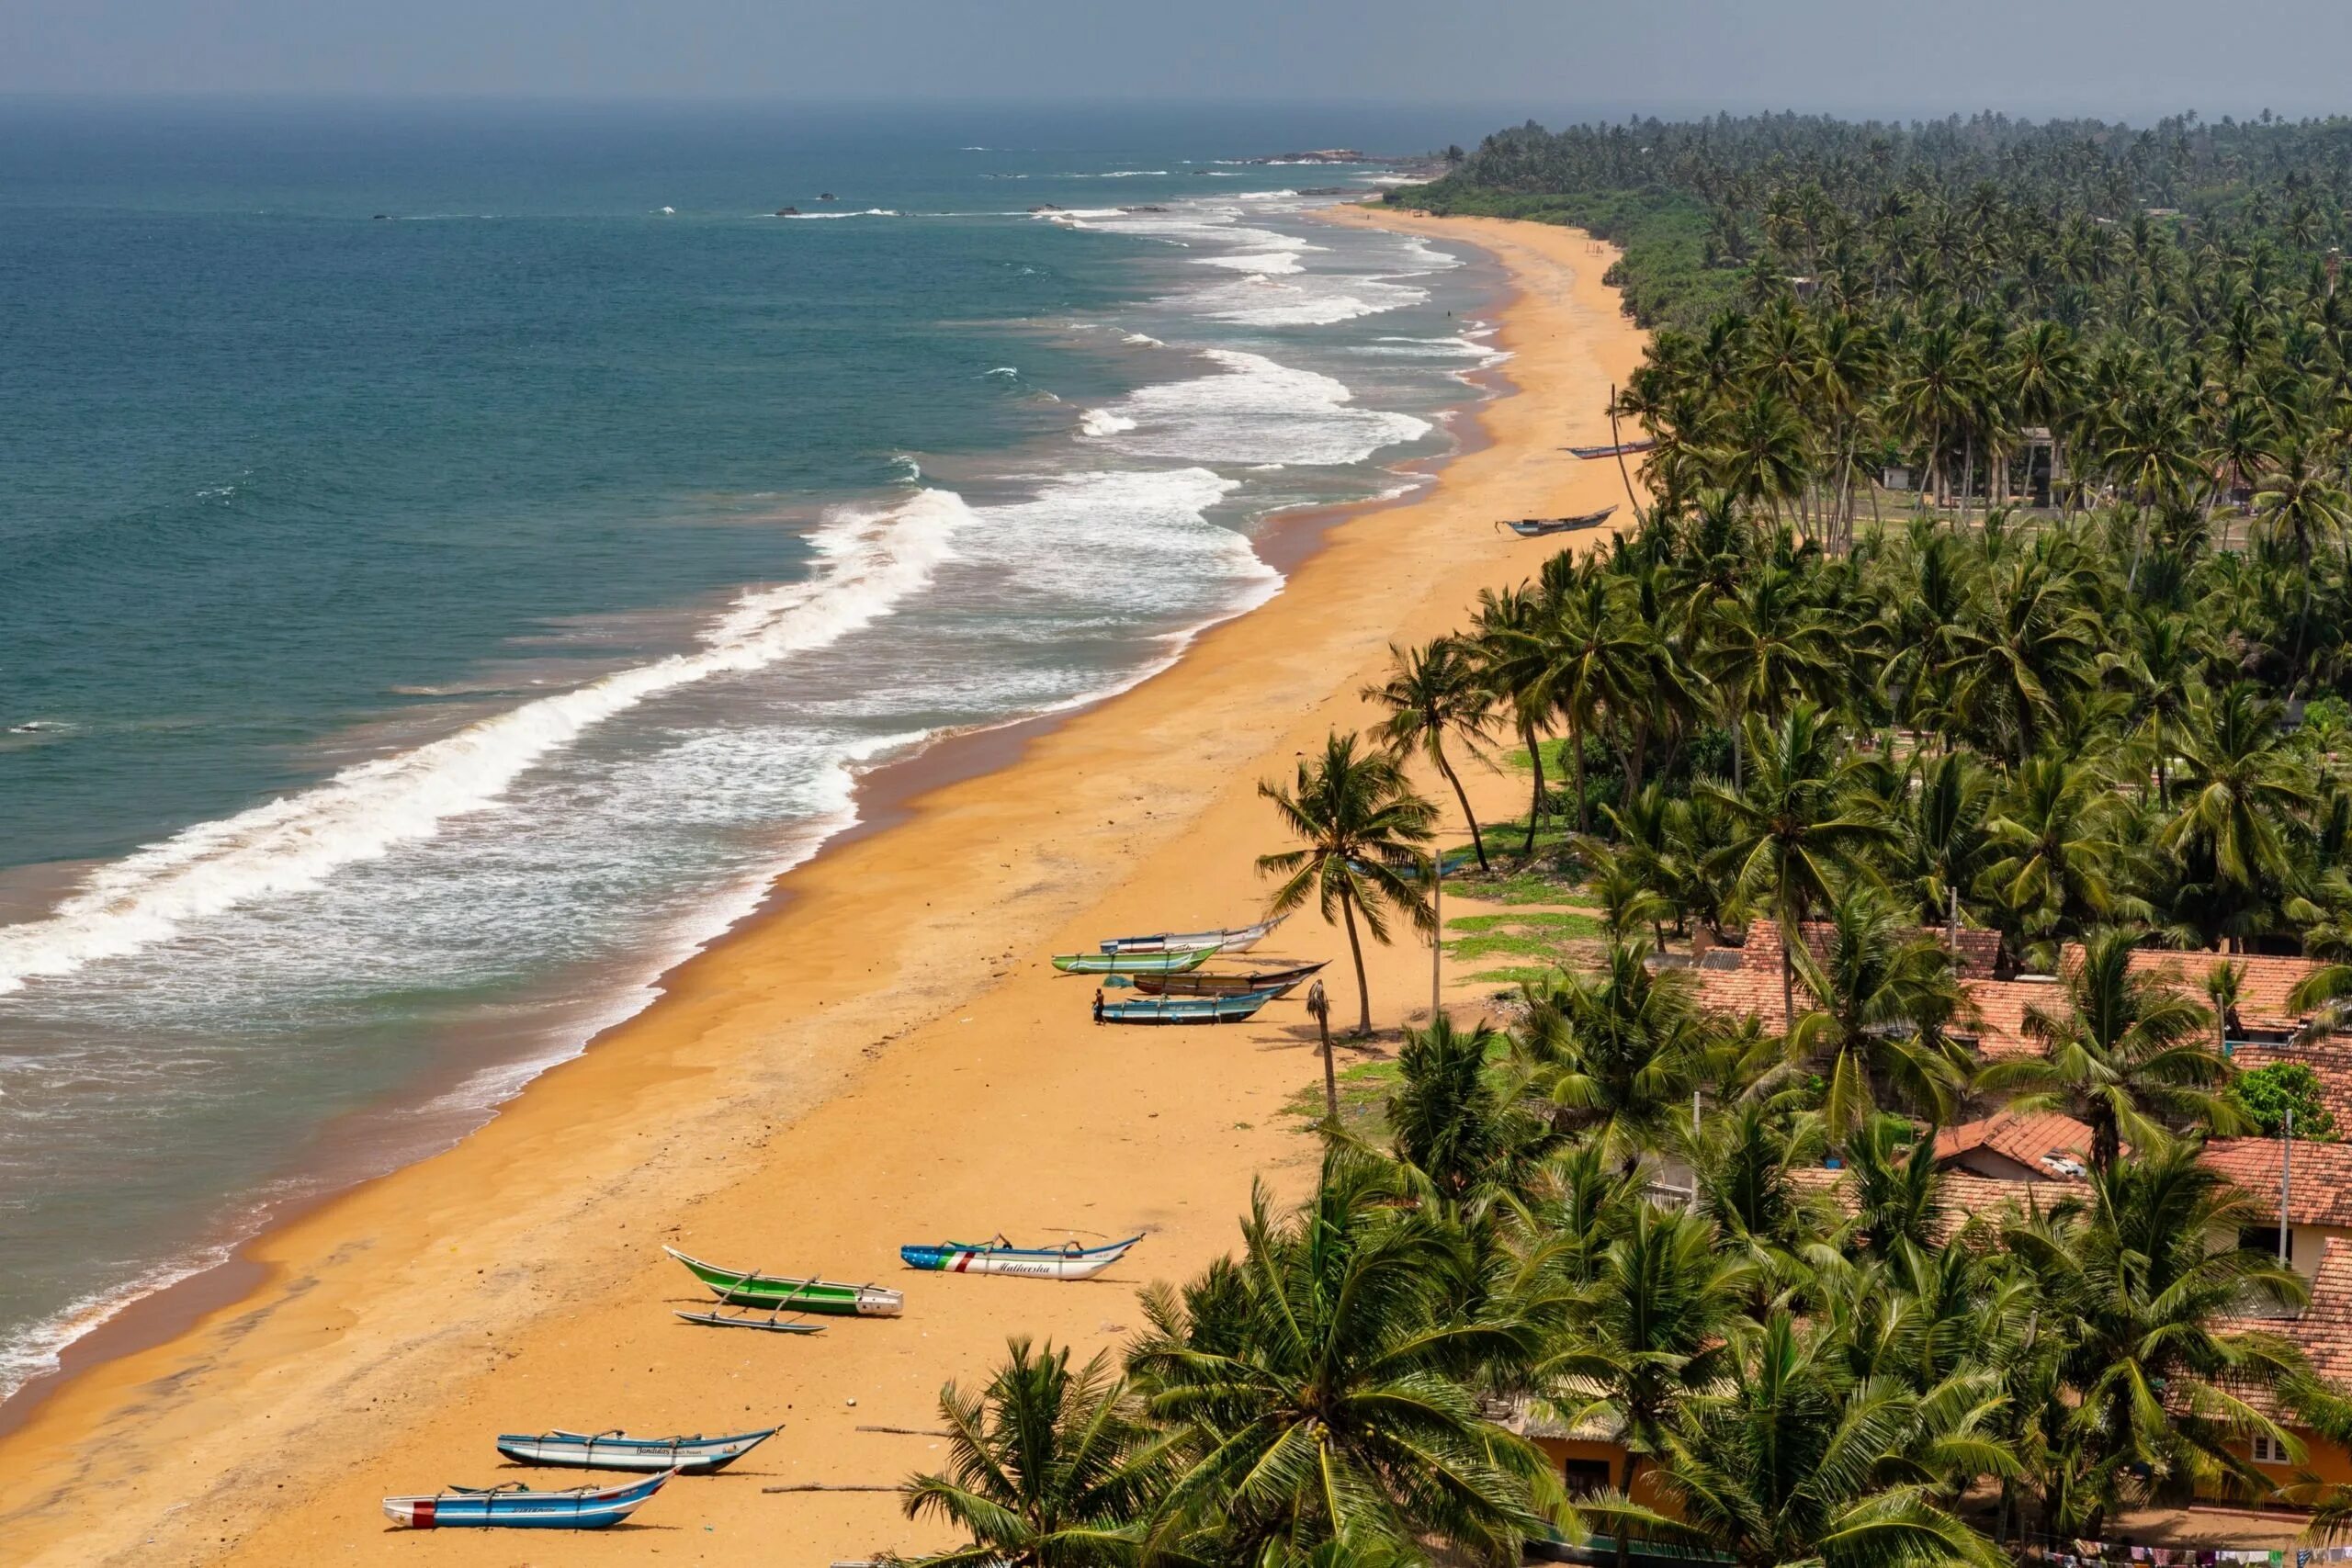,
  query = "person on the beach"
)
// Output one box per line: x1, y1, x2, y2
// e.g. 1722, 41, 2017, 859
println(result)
1092, 987, 1104, 1024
